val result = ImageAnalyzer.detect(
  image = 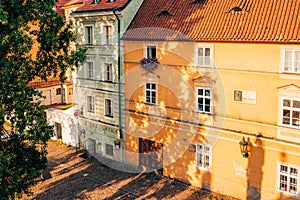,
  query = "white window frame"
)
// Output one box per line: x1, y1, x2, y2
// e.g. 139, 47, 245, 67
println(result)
280, 97, 300, 129
85, 61, 94, 80
87, 95, 95, 113
281, 48, 300, 73
145, 45, 157, 60
104, 98, 113, 117
196, 143, 212, 170
195, 45, 214, 67
84, 25, 93, 45
103, 25, 113, 45
145, 82, 157, 104
196, 87, 212, 114
104, 63, 113, 82
278, 163, 299, 196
